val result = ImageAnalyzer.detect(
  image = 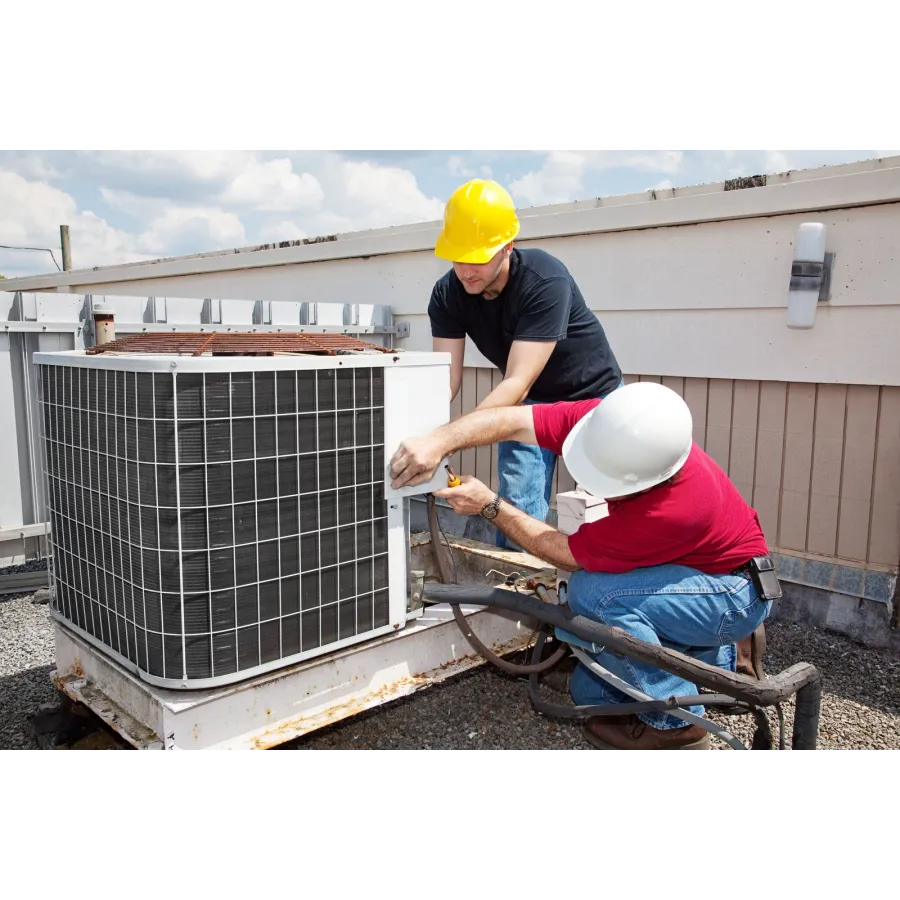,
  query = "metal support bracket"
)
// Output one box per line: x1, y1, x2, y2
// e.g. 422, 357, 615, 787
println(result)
409, 569, 425, 614
789, 252, 835, 301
